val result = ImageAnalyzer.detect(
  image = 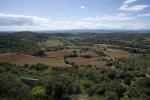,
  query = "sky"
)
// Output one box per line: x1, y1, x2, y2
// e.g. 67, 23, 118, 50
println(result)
0, 0, 150, 31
